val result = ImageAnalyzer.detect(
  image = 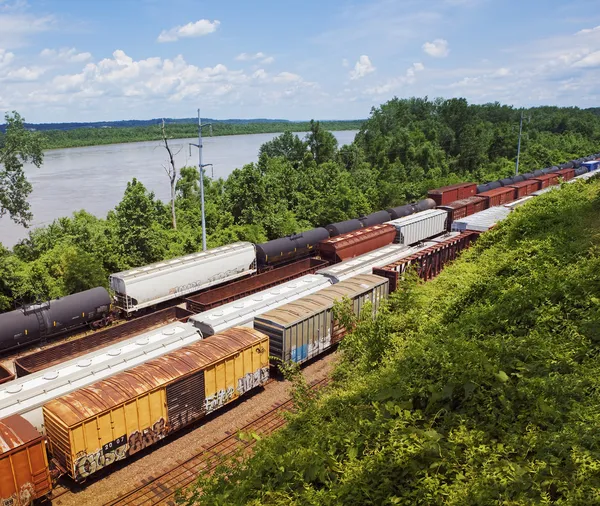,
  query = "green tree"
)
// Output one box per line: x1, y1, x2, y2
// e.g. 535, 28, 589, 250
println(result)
0, 111, 44, 225
306, 119, 338, 164
258, 131, 307, 166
